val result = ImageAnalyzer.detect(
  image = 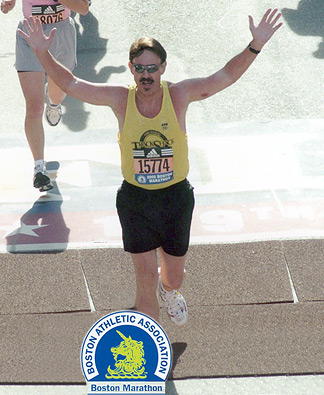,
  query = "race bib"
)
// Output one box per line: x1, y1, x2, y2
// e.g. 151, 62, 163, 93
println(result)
132, 130, 174, 185
31, 4, 66, 24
